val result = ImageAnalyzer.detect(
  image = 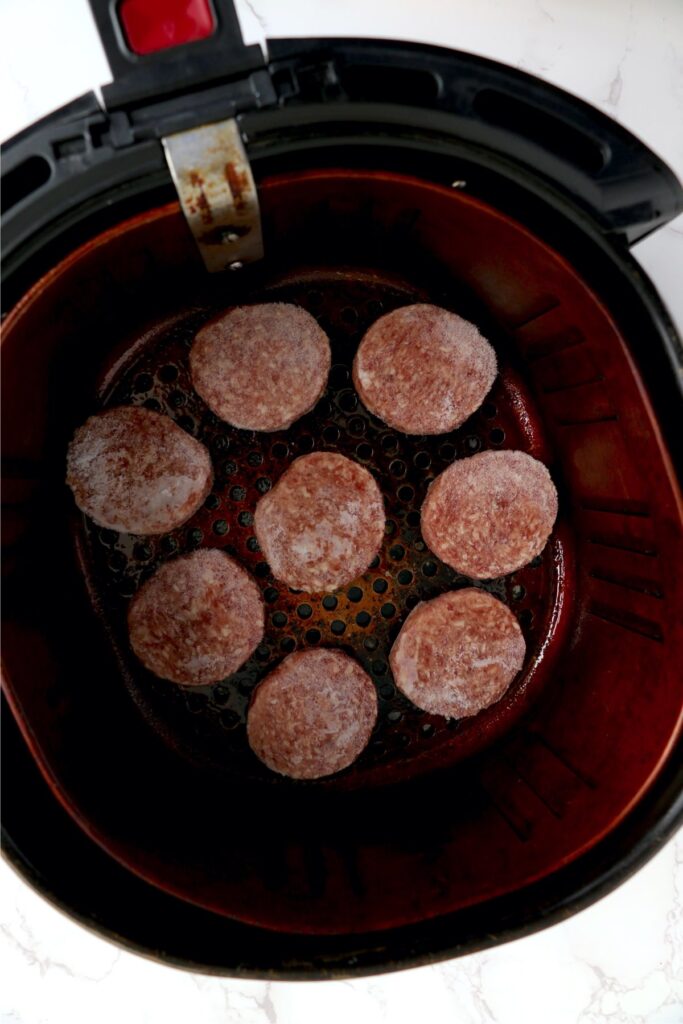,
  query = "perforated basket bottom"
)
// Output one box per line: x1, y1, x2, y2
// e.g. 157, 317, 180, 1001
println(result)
77, 266, 572, 788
